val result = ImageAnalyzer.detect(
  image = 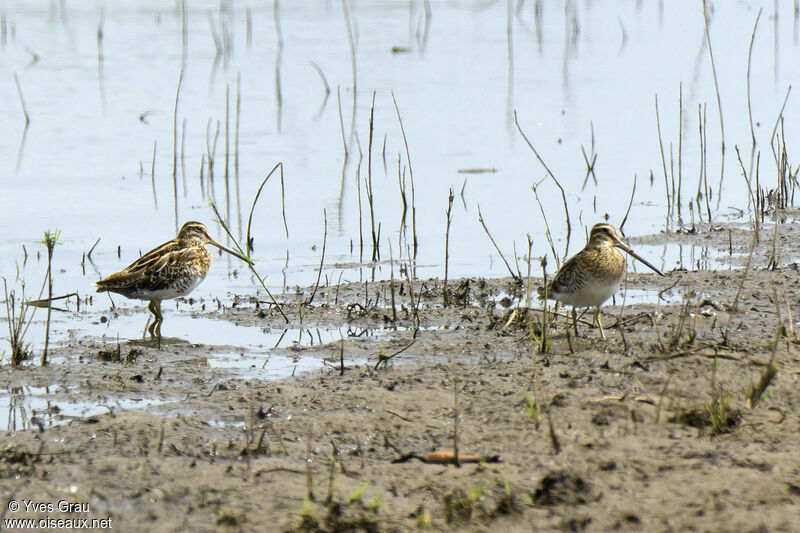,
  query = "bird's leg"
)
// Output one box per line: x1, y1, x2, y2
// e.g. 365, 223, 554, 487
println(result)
153, 300, 163, 339
147, 300, 163, 340
595, 306, 606, 340
571, 308, 580, 338
147, 301, 158, 338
